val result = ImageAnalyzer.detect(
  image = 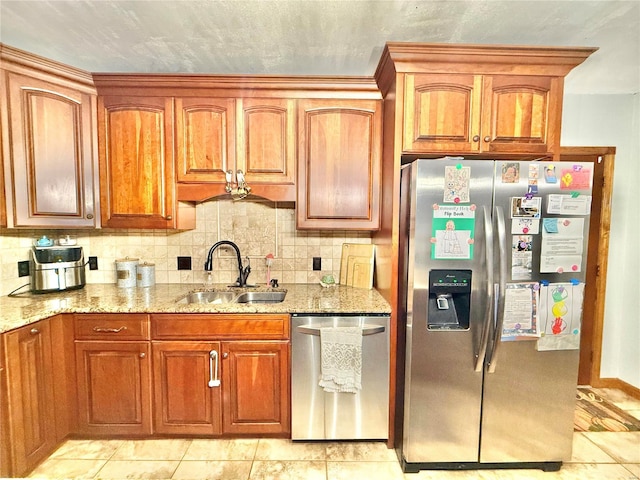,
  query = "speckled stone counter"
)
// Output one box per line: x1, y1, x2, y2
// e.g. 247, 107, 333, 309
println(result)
0, 283, 391, 333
